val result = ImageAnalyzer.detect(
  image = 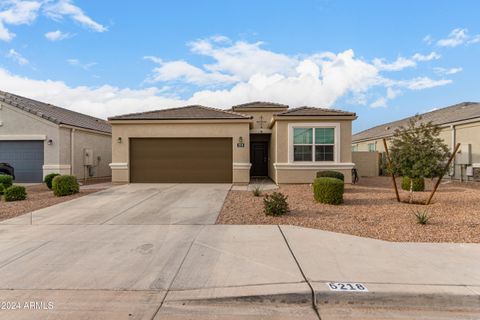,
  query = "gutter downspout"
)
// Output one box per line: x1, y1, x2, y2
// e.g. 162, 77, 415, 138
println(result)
70, 128, 75, 176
